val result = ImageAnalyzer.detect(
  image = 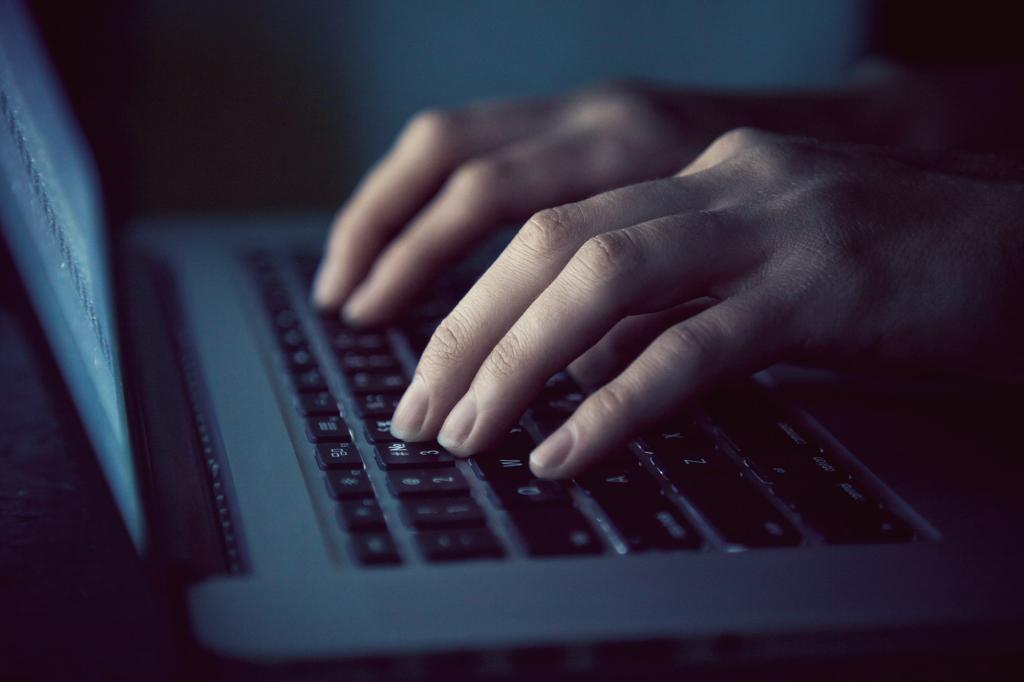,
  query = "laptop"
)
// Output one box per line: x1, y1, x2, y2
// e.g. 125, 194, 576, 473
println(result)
2, 2, 1022, 678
